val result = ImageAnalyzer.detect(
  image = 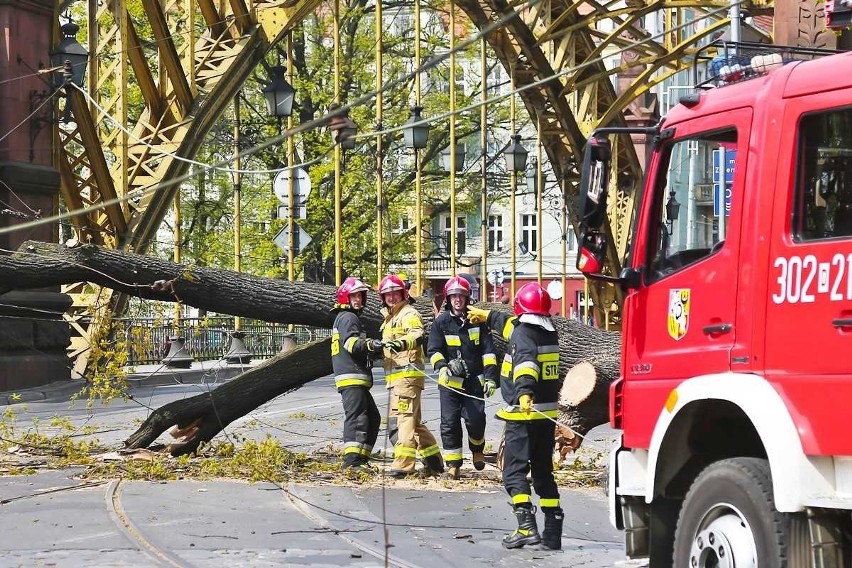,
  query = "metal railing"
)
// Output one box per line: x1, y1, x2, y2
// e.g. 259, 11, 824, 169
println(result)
119, 317, 331, 365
